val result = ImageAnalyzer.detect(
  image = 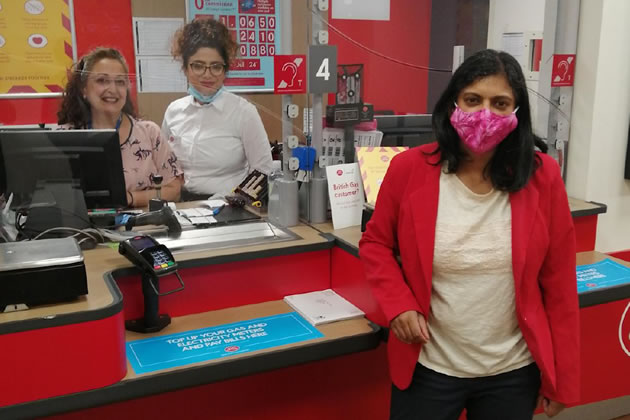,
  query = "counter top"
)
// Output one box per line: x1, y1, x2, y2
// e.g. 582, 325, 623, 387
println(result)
0, 300, 381, 419
0, 223, 333, 334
